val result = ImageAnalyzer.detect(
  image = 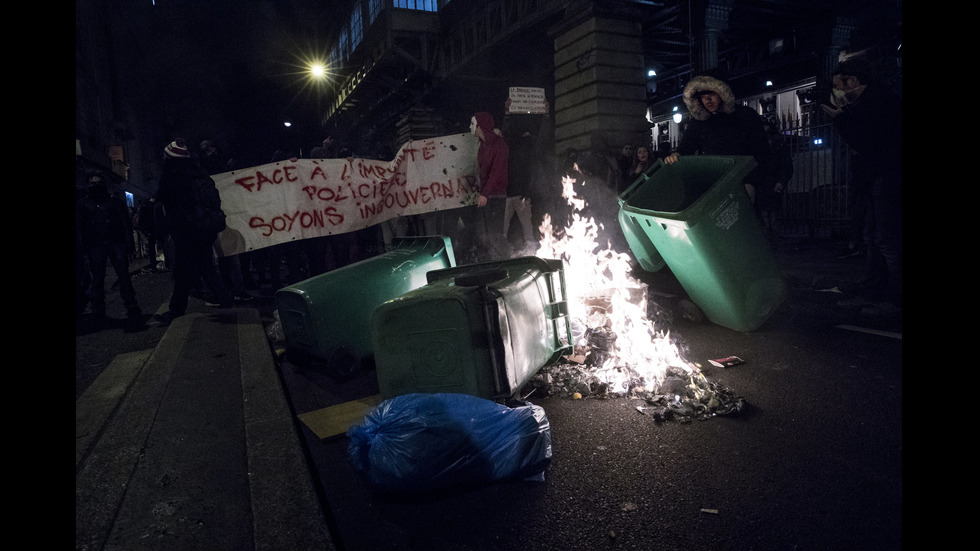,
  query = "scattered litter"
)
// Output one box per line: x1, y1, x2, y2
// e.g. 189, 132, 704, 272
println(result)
266, 309, 285, 342
621, 502, 638, 512
525, 362, 746, 423
516, 299, 747, 423
708, 355, 744, 368
700, 508, 719, 514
